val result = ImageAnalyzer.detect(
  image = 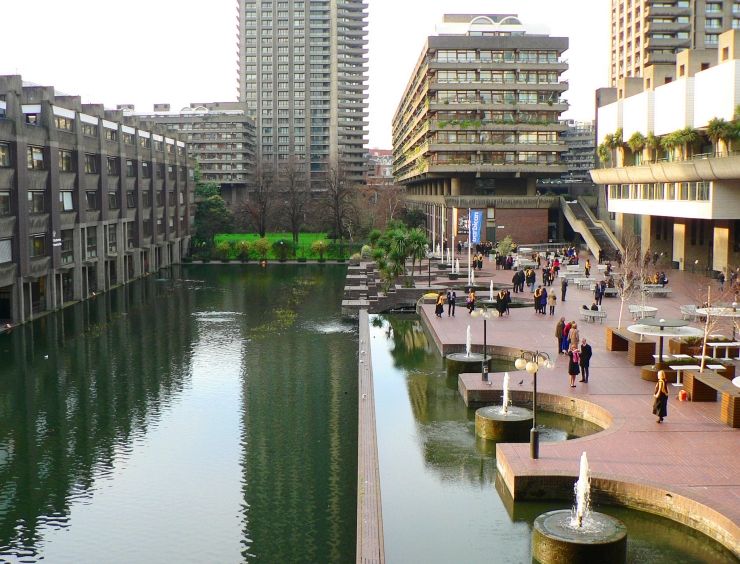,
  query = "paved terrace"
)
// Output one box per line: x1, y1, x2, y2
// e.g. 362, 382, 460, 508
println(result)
418, 255, 739, 556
